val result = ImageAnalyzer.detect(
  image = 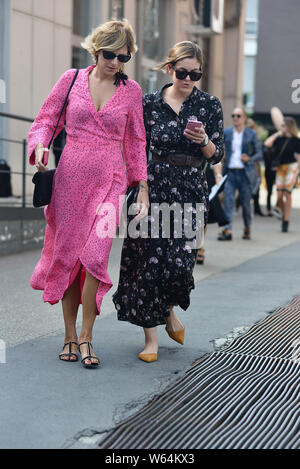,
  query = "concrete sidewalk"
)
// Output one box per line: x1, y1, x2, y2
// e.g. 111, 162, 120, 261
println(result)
2, 189, 300, 348
0, 196, 300, 449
